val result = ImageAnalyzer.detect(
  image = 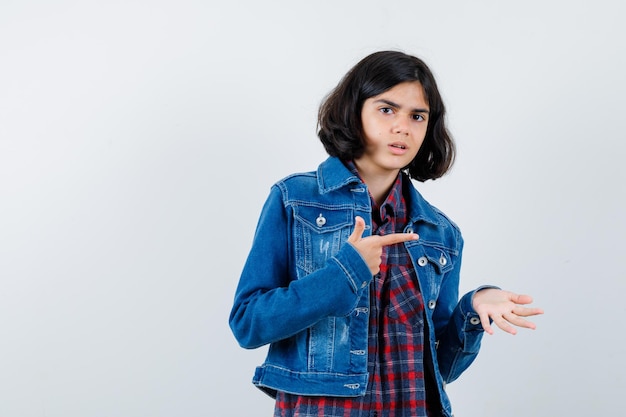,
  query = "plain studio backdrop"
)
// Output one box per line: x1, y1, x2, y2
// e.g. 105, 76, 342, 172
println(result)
1, 1, 624, 416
